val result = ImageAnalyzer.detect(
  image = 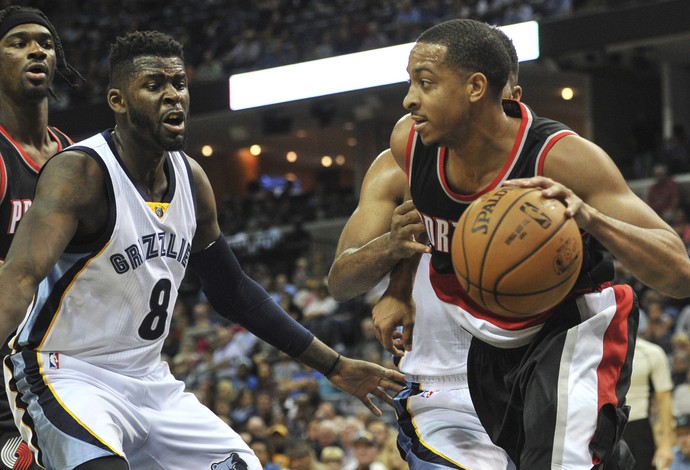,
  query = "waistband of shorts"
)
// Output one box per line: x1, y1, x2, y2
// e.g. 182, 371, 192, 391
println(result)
406, 372, 468, 389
